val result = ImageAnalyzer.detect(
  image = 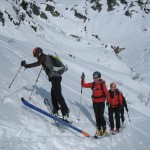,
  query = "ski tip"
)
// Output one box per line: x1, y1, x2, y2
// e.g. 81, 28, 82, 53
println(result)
21, 97, 25, 102
81, 131, 90, 137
